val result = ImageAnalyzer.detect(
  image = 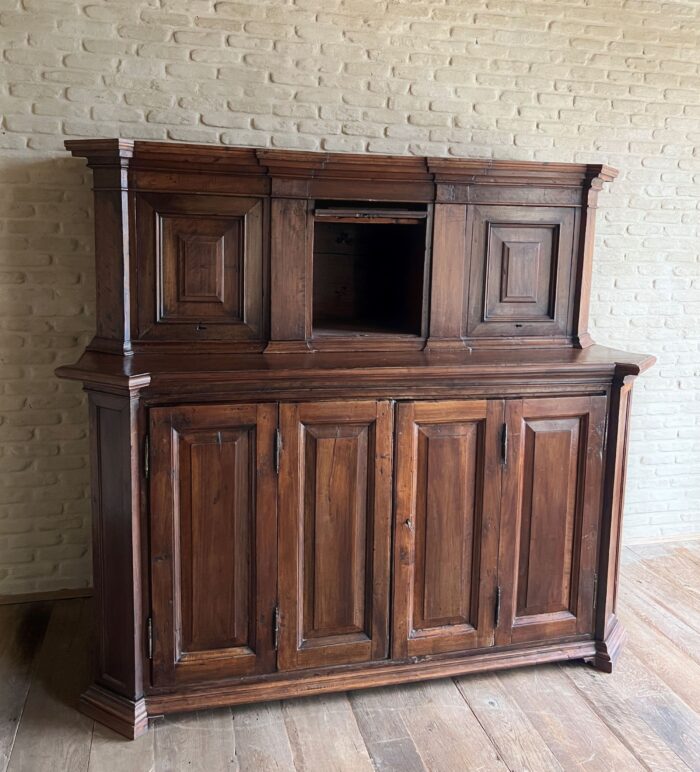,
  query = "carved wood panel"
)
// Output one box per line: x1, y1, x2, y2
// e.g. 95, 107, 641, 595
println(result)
466, 205, 578, 341
136, 194, 265, 343
149, 403, 277, 686
278, 400, 393, 670
393, 400, 503, 657
497, 395, 606, 645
